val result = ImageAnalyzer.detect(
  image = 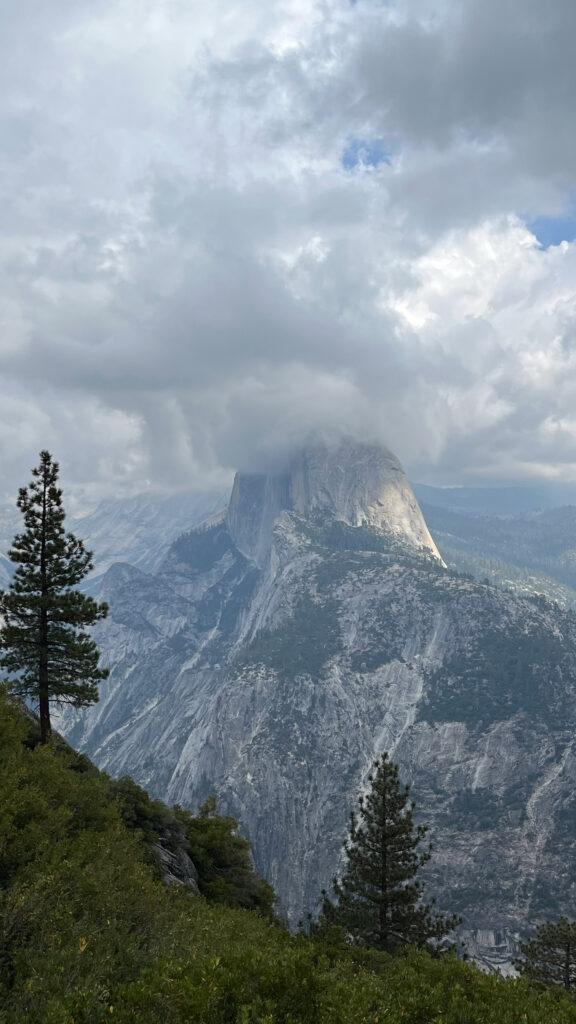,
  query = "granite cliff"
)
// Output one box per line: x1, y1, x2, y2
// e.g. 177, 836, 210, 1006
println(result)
58, 439, 576, 968
227, 440, 442, 567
